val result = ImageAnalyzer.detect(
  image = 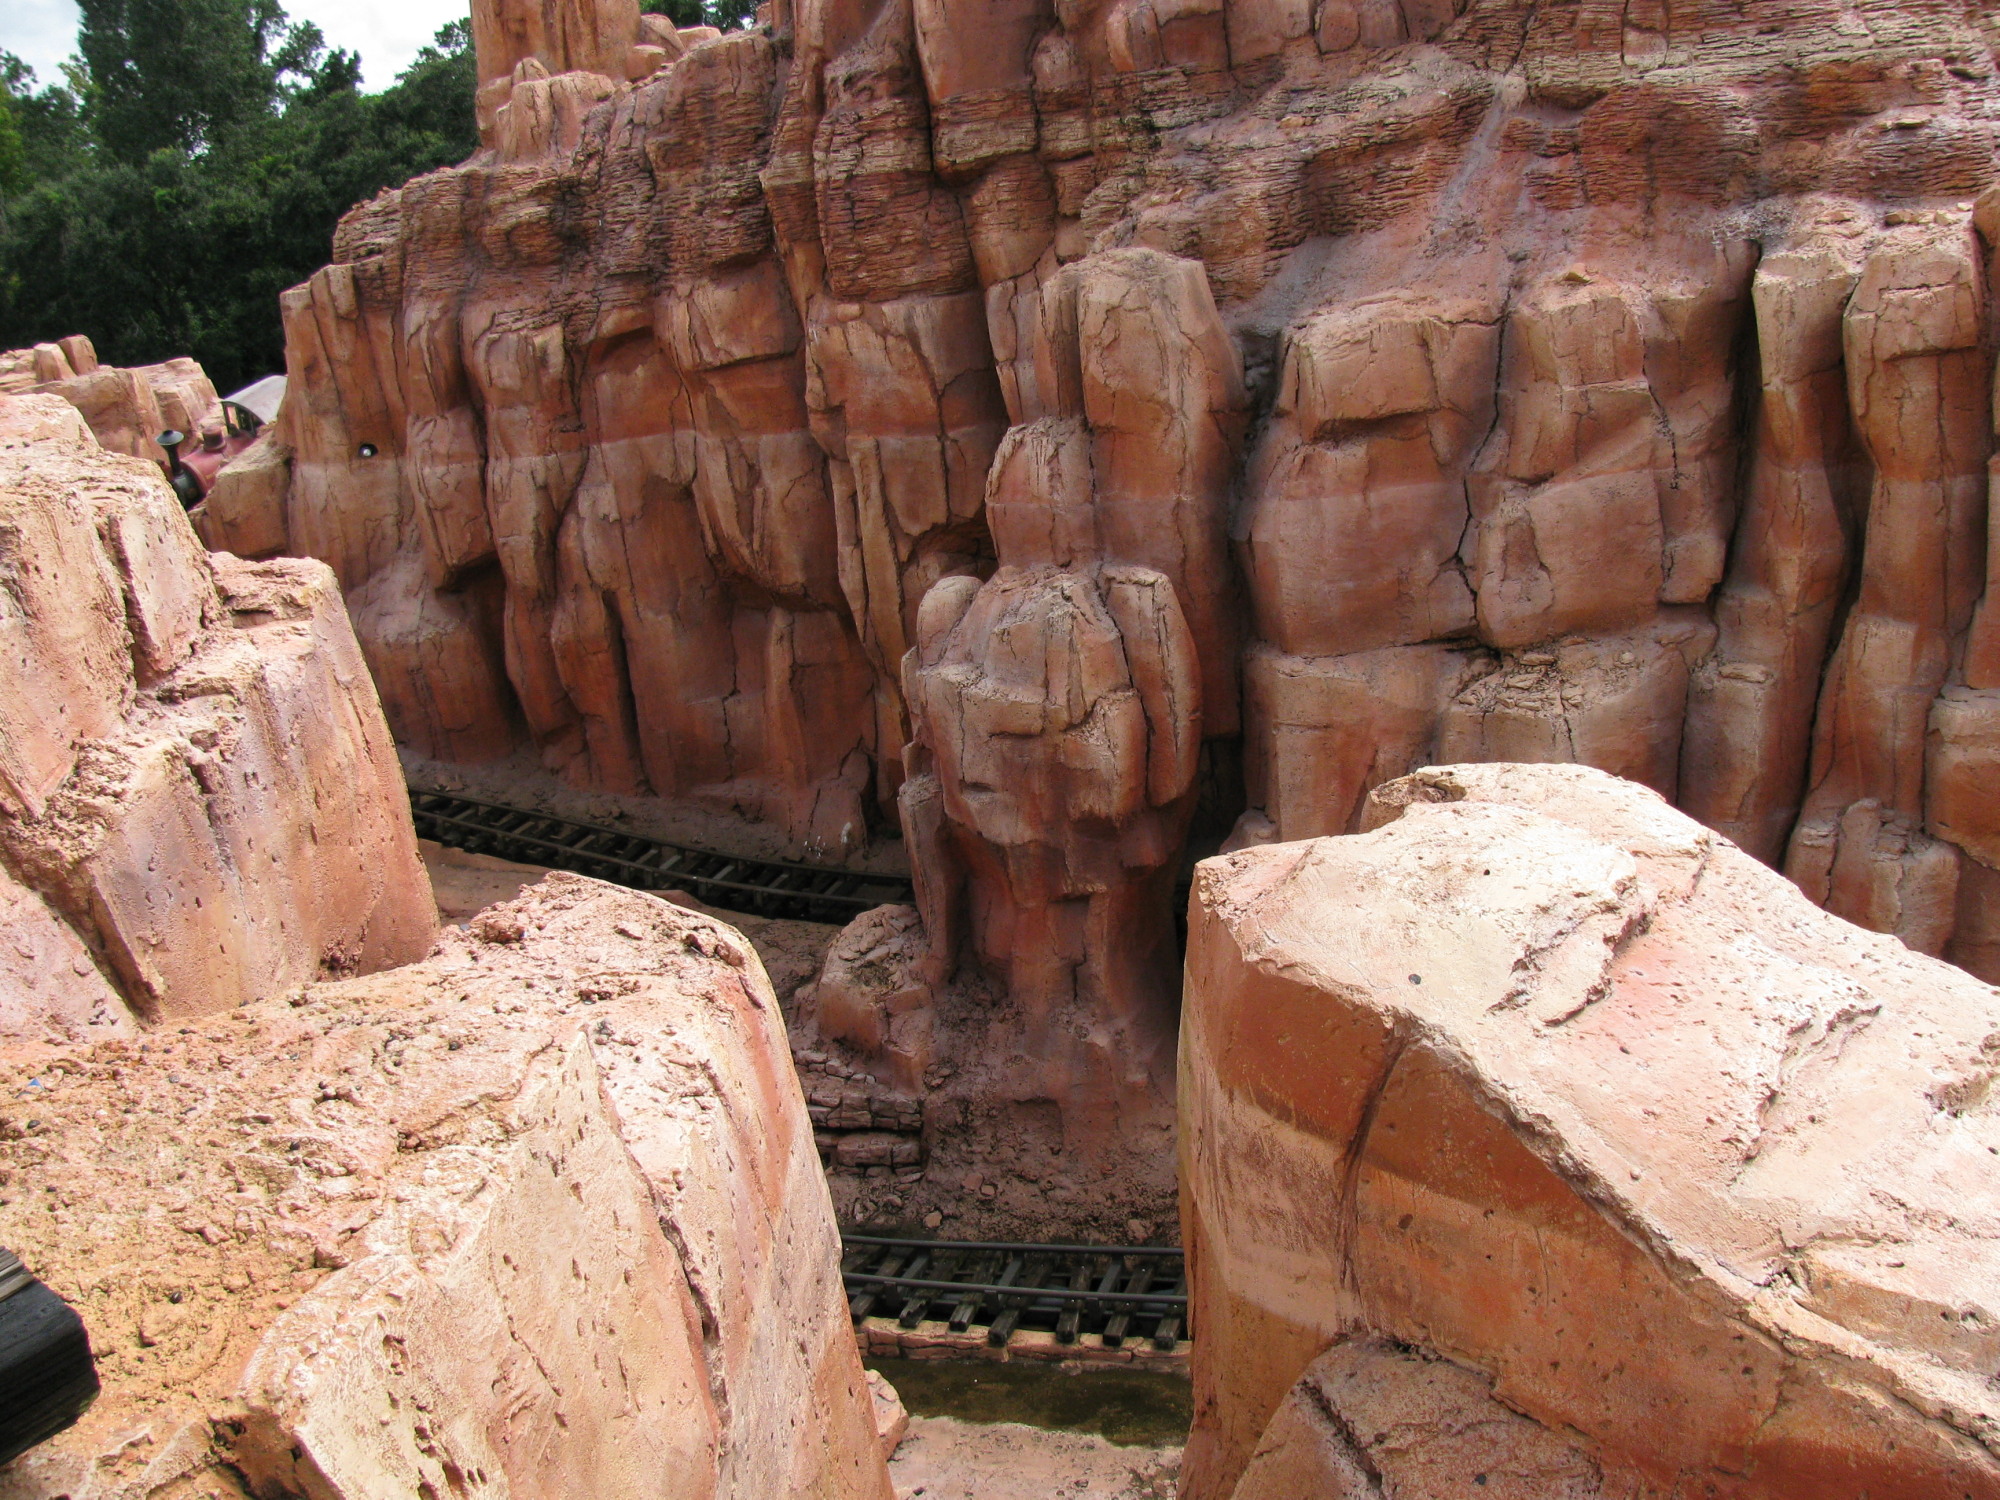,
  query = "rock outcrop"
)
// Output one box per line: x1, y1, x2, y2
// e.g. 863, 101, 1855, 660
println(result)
1181, 762, 2000, 1498
258, 0, 2000, 1170
0, 874, 893, 1500
1, 339, 225, 469
0, 394, 435, 1042
893, 245, 1239, 1171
